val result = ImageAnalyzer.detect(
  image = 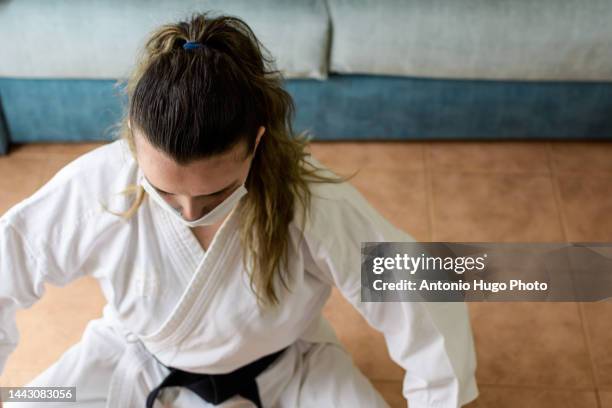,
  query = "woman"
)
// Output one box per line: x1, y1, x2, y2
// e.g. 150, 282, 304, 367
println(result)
0, 12, 478, 407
